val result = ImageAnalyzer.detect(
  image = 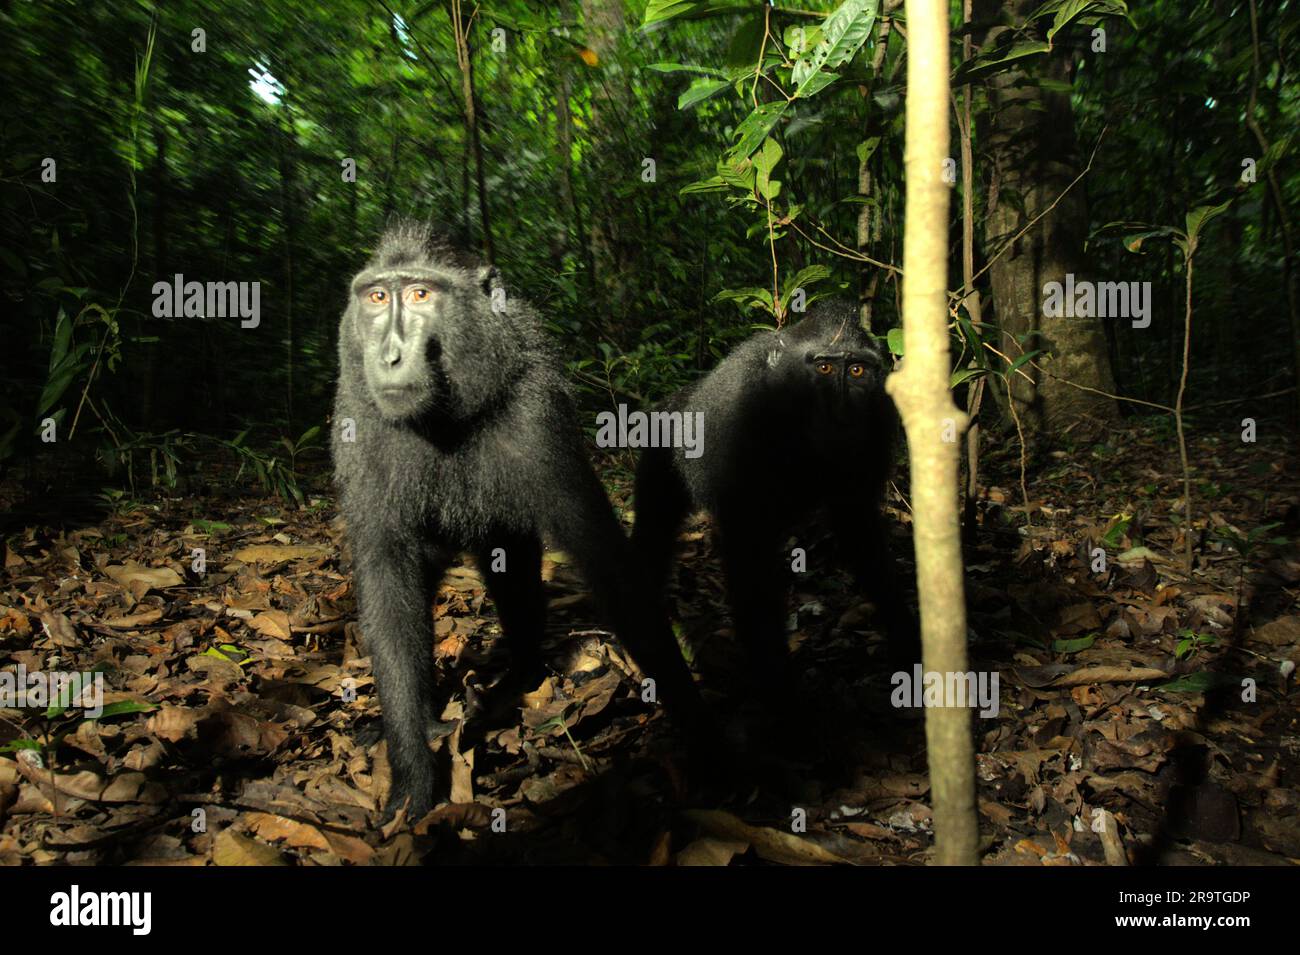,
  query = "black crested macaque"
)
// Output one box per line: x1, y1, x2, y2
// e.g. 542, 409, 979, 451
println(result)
632, 300, 919, 699
333, 224, 707, 822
